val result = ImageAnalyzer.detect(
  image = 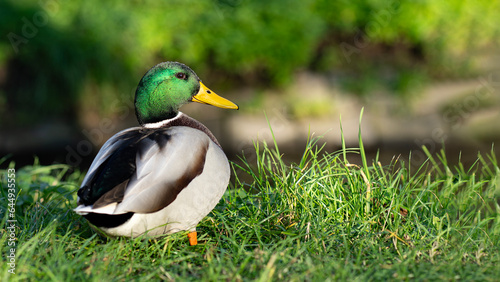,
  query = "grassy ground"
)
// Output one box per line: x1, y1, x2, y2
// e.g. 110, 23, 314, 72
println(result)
1, 128, 499, 281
